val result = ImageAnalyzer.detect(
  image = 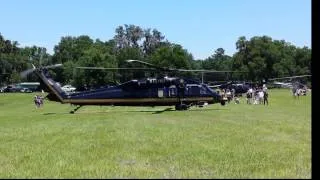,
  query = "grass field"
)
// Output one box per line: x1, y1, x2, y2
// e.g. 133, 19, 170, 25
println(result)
0, 89, 311, 178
